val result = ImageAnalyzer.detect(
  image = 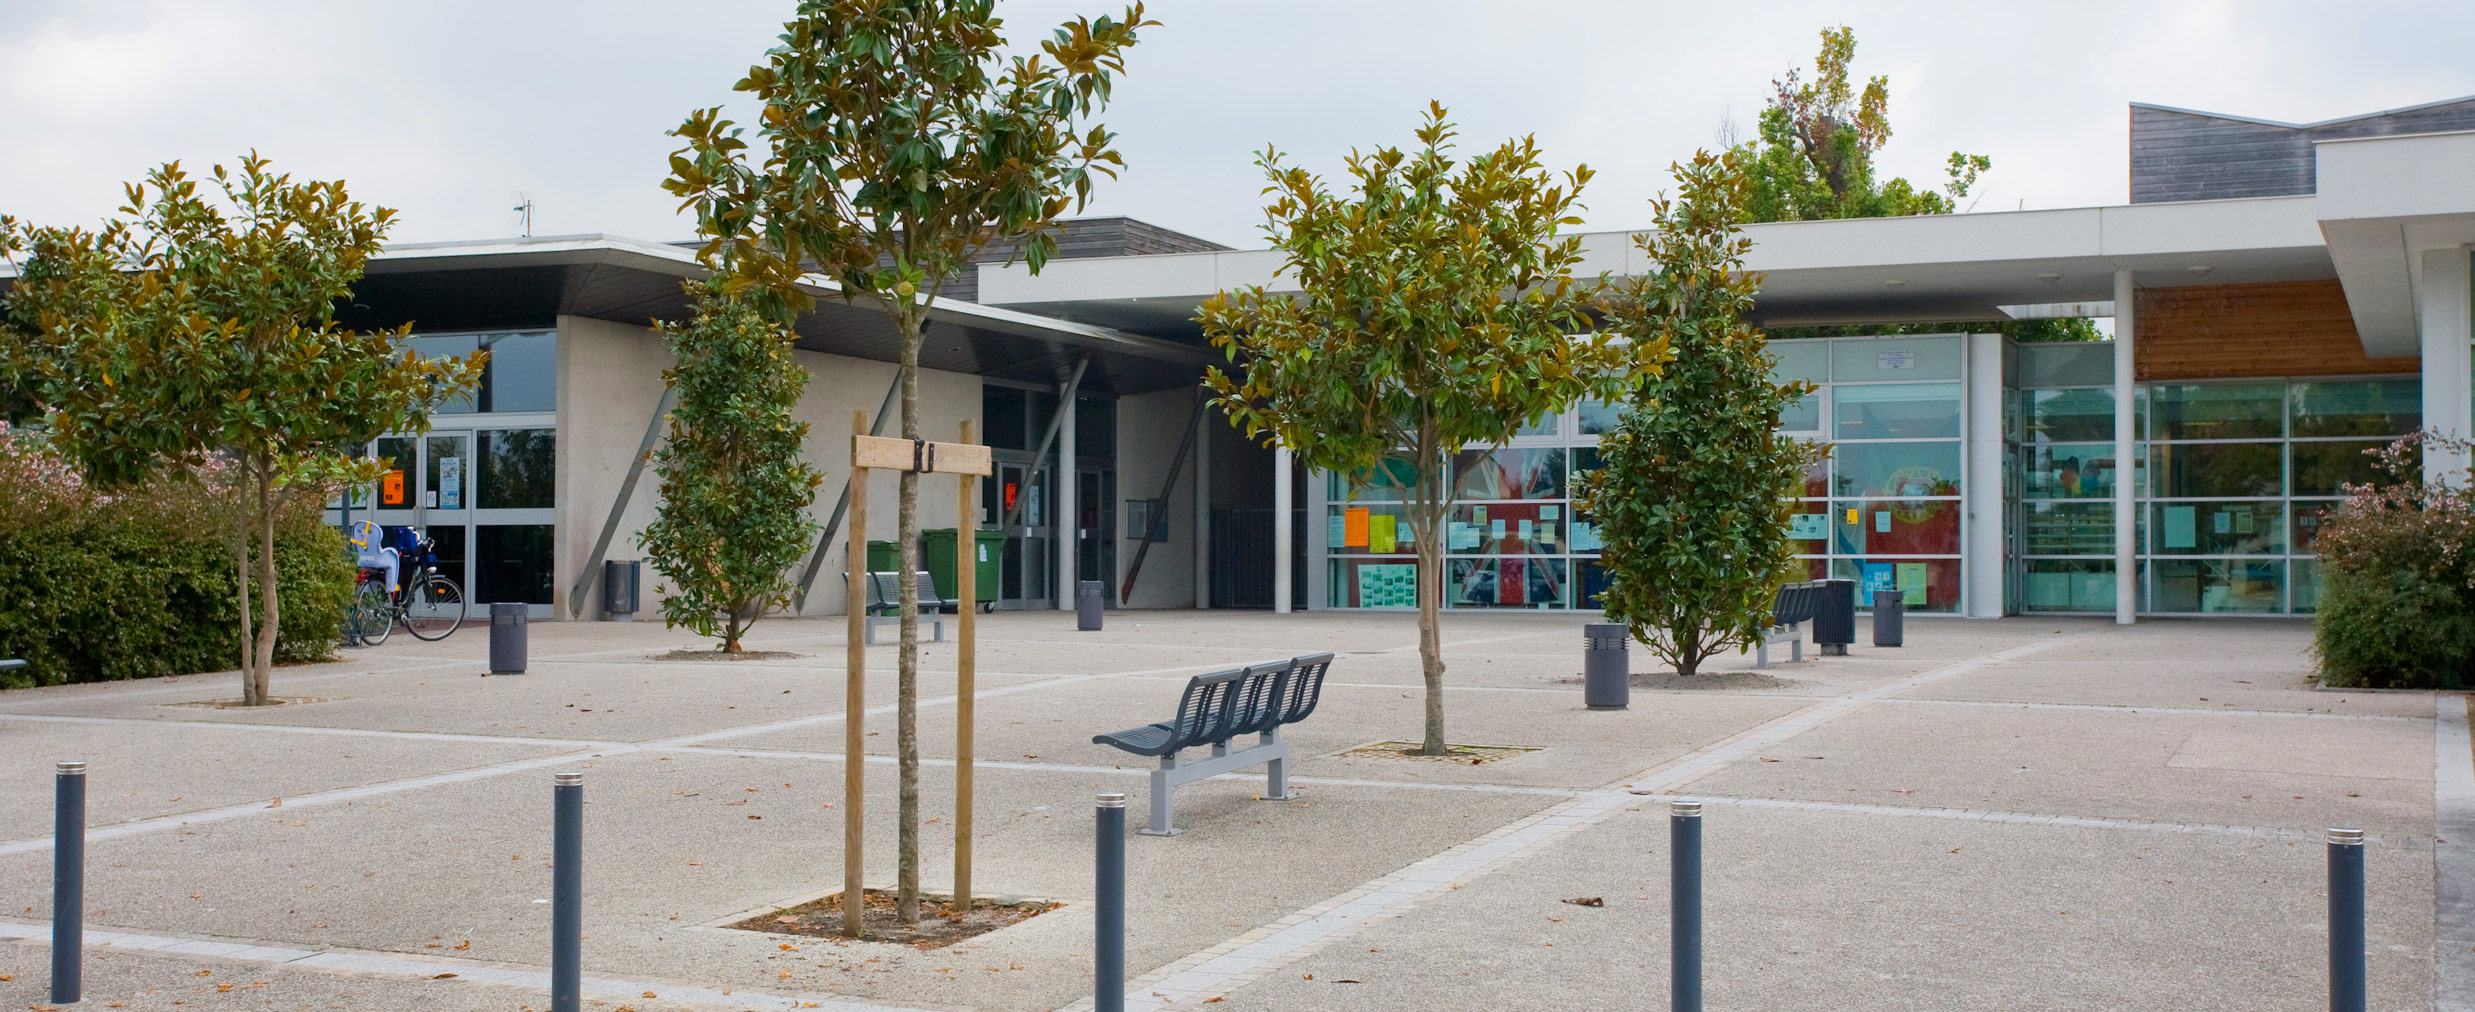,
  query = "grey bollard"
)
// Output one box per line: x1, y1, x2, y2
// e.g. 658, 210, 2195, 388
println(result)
1077, 580, 1106, 632
1814, 579, 1855, 656
2329, 827, 2365, 1012
552, 772, 583, 1012
1095, 793, 1127, 1012
602, 559, 641, 621
1583, 623, 1629, 709
52, 760, 84, 1005
1871, 590, 1905, 647
1672, 799, 1702, 1012
490, 602, 528, 674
